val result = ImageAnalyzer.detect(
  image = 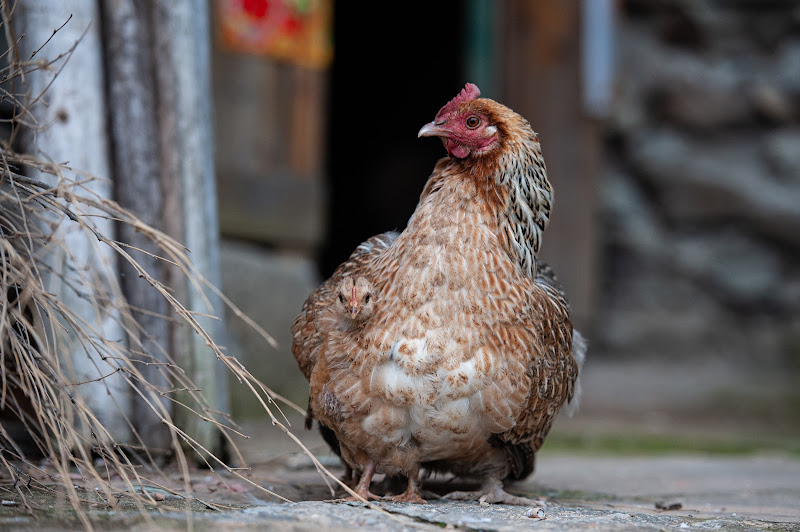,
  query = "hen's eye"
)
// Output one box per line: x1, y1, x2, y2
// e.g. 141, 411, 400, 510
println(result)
466, 116, 481, 129
338, 294, 345, 303
364, 294, 371, 303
